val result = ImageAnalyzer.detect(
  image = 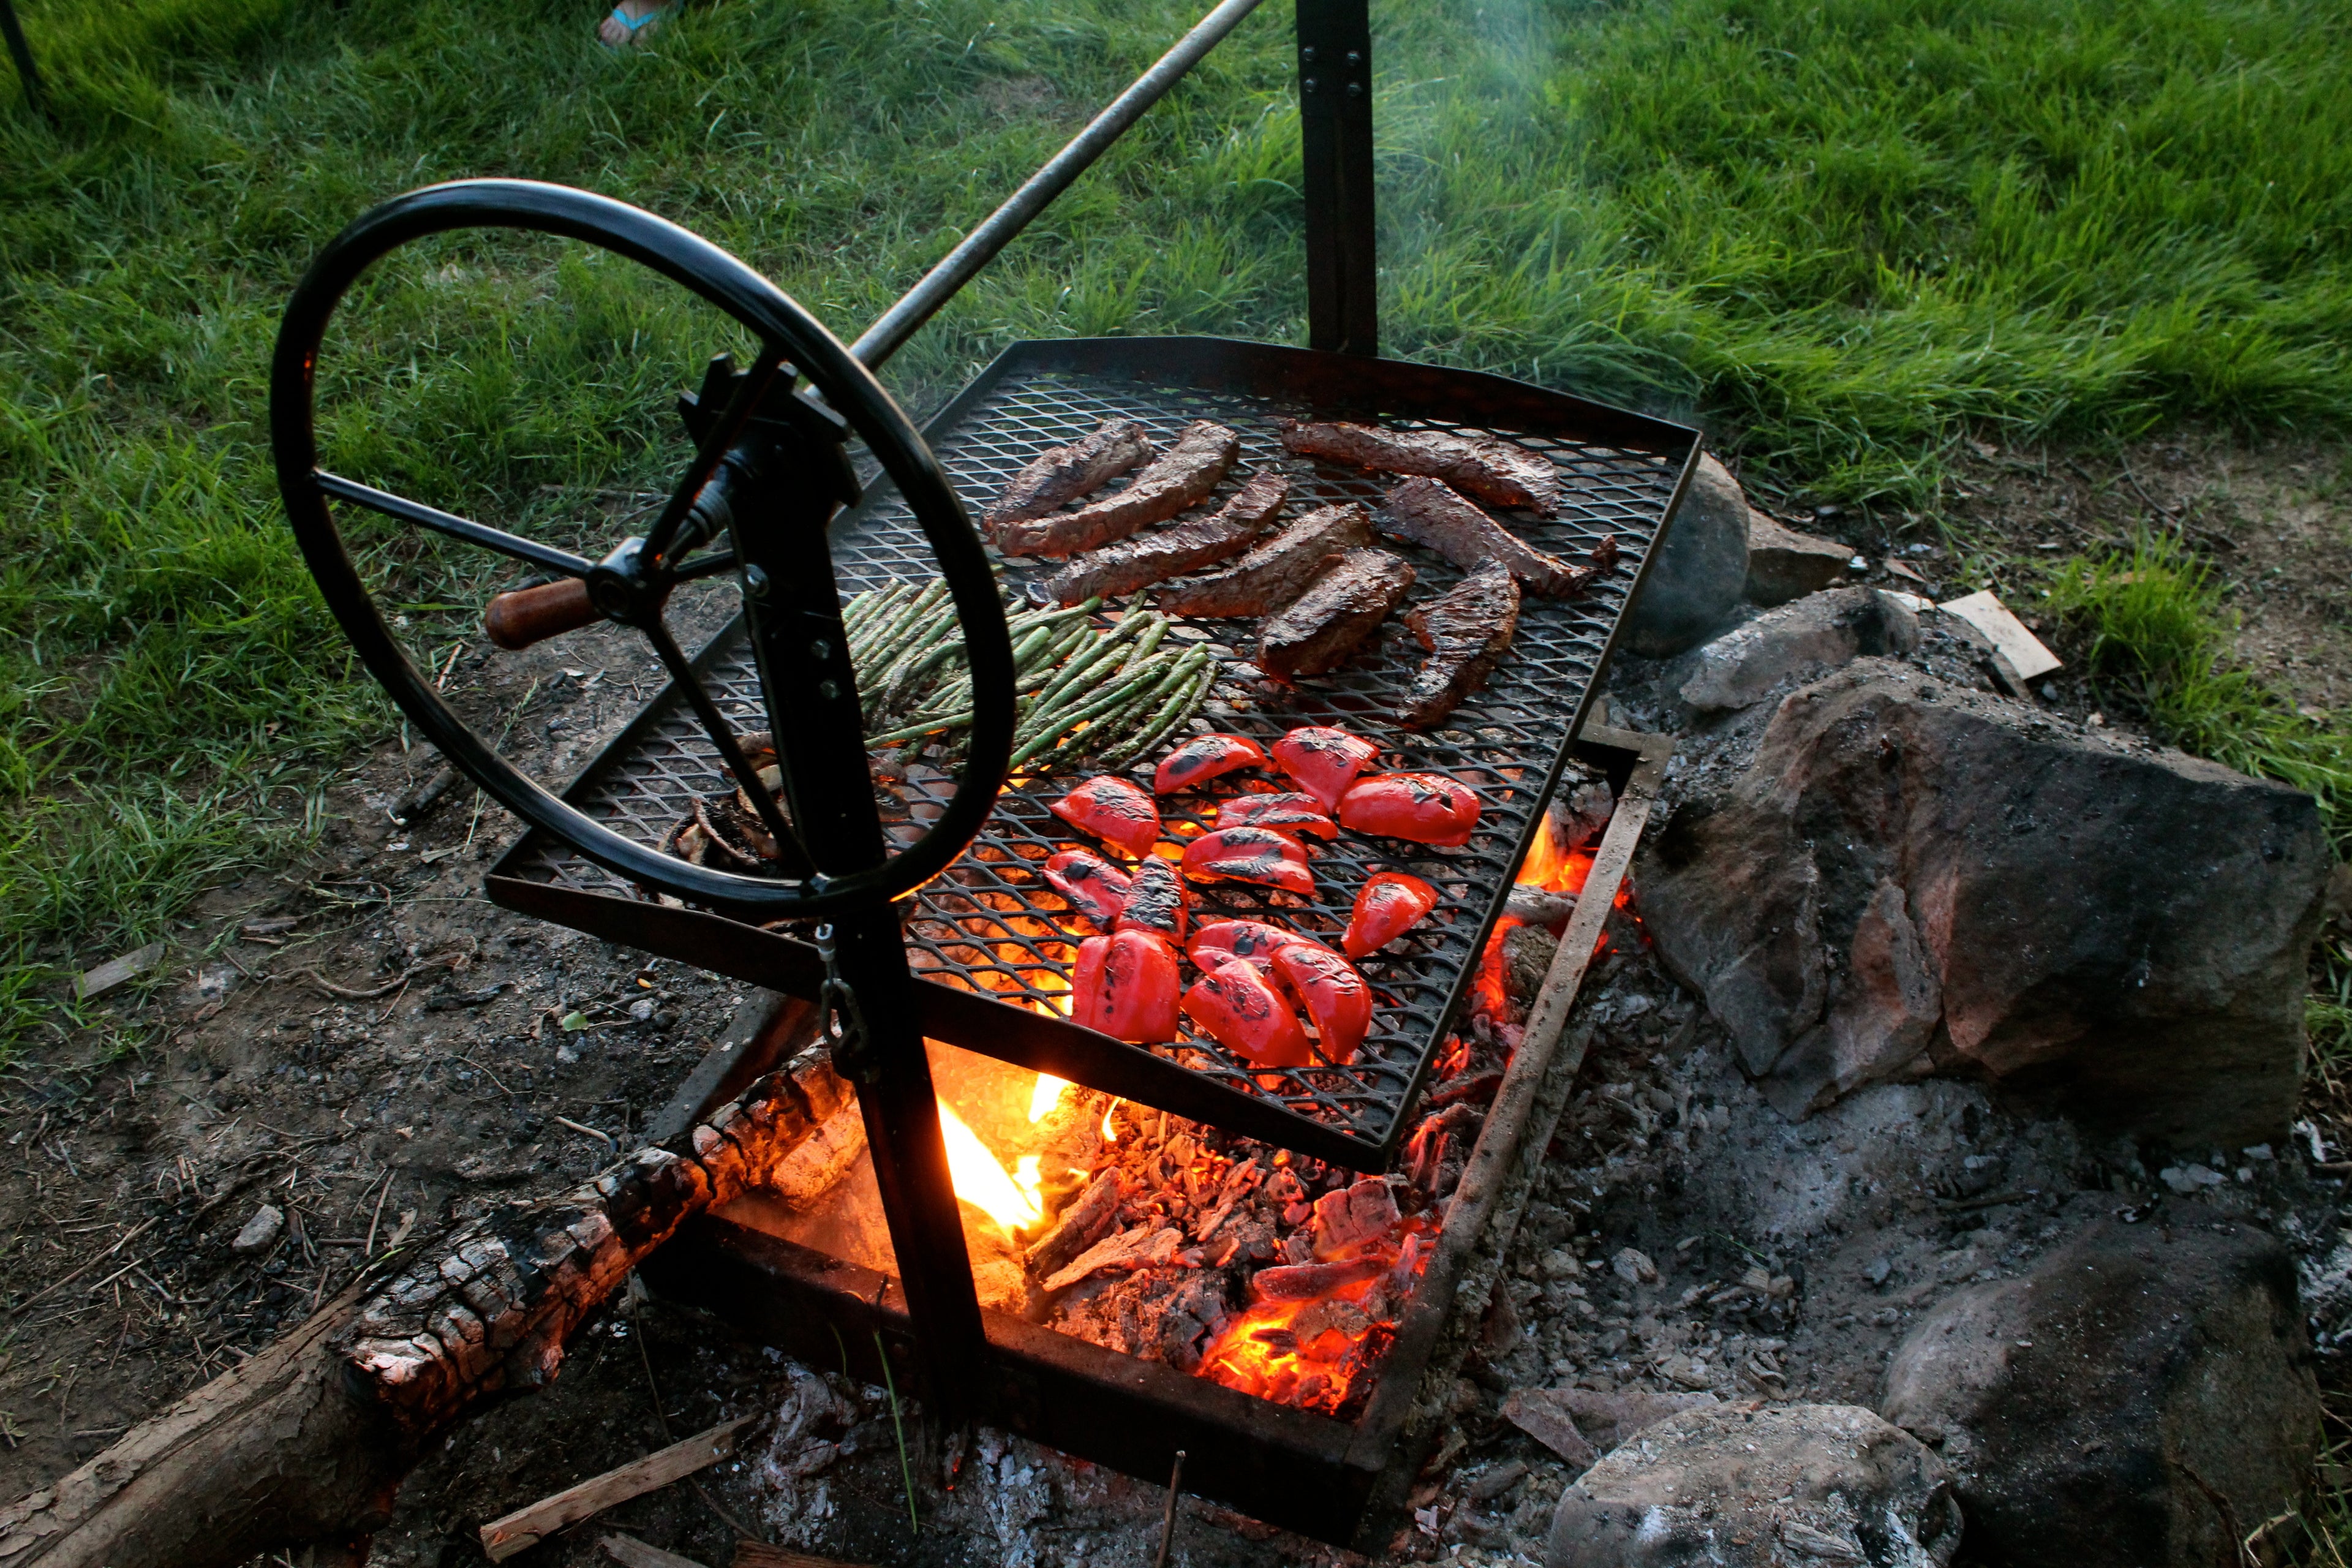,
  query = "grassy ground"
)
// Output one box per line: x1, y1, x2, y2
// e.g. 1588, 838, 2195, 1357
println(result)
2, 0, 2349, 1055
